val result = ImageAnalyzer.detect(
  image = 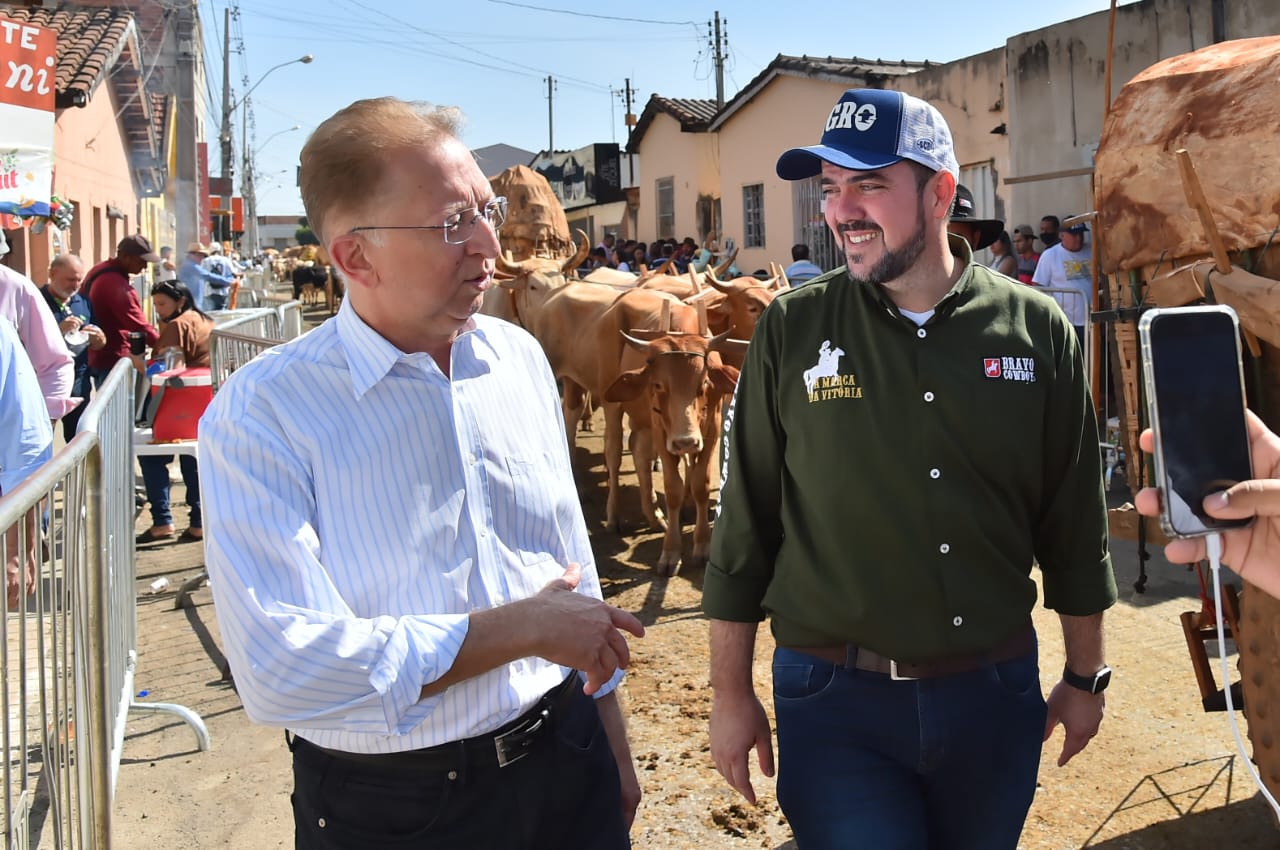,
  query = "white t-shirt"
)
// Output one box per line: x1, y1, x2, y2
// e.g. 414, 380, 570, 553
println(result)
1032, 243, 1092, 326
